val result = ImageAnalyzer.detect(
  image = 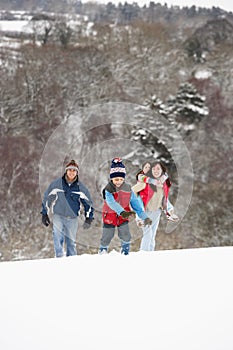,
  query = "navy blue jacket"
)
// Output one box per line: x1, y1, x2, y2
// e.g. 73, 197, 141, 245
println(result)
41, 175, 94, 219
